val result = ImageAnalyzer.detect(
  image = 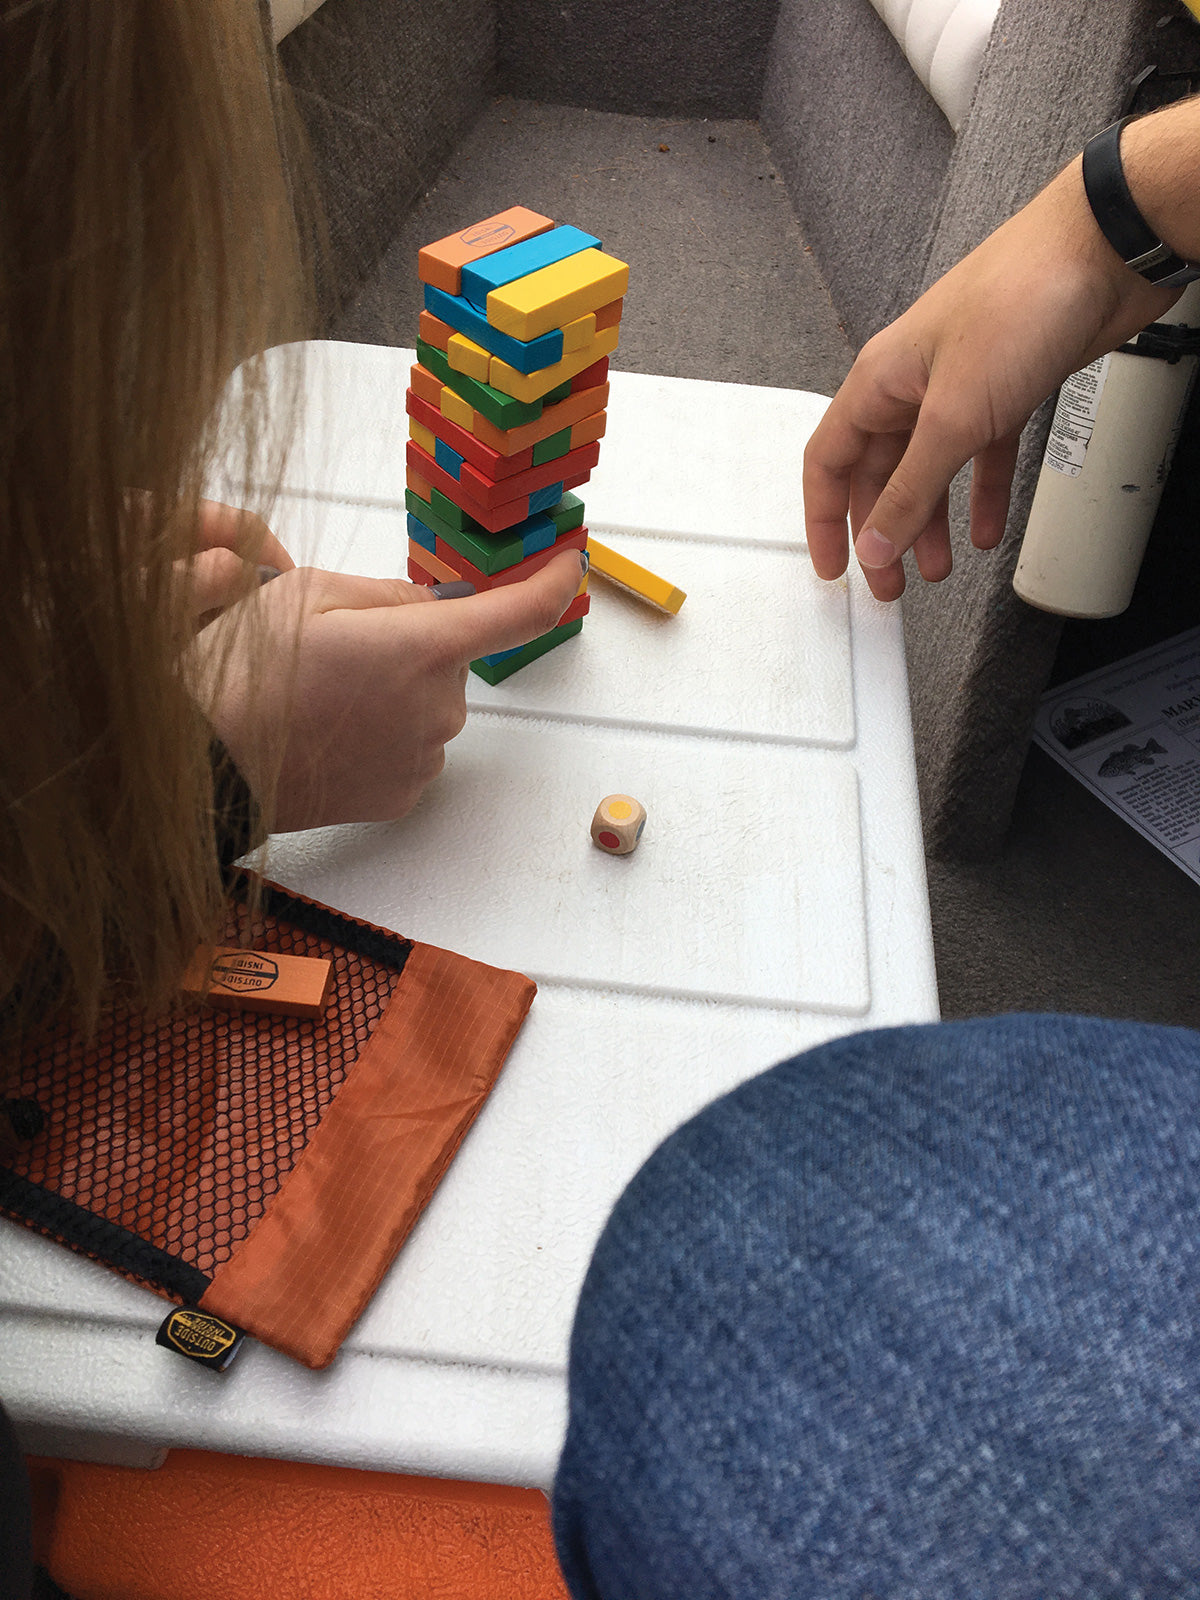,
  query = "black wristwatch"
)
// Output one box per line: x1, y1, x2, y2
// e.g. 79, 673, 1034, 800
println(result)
1081, 117, 1200, 287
